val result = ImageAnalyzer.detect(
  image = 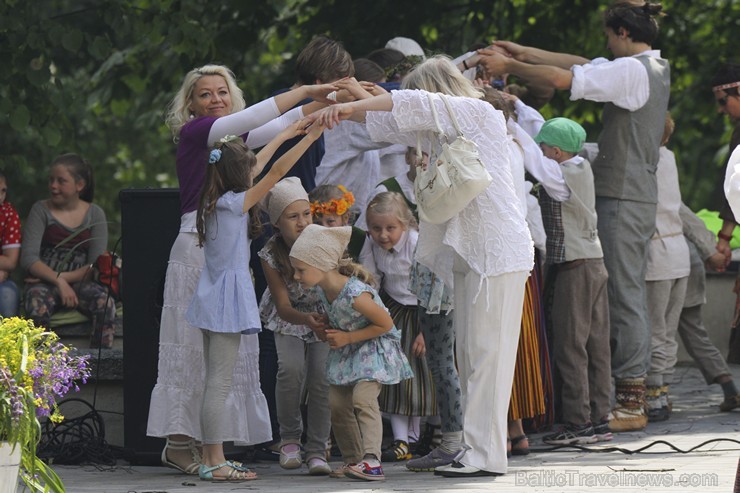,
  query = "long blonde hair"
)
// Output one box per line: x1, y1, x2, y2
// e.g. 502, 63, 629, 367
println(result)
401, 55, 483, 99
165, 64, 247, 140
